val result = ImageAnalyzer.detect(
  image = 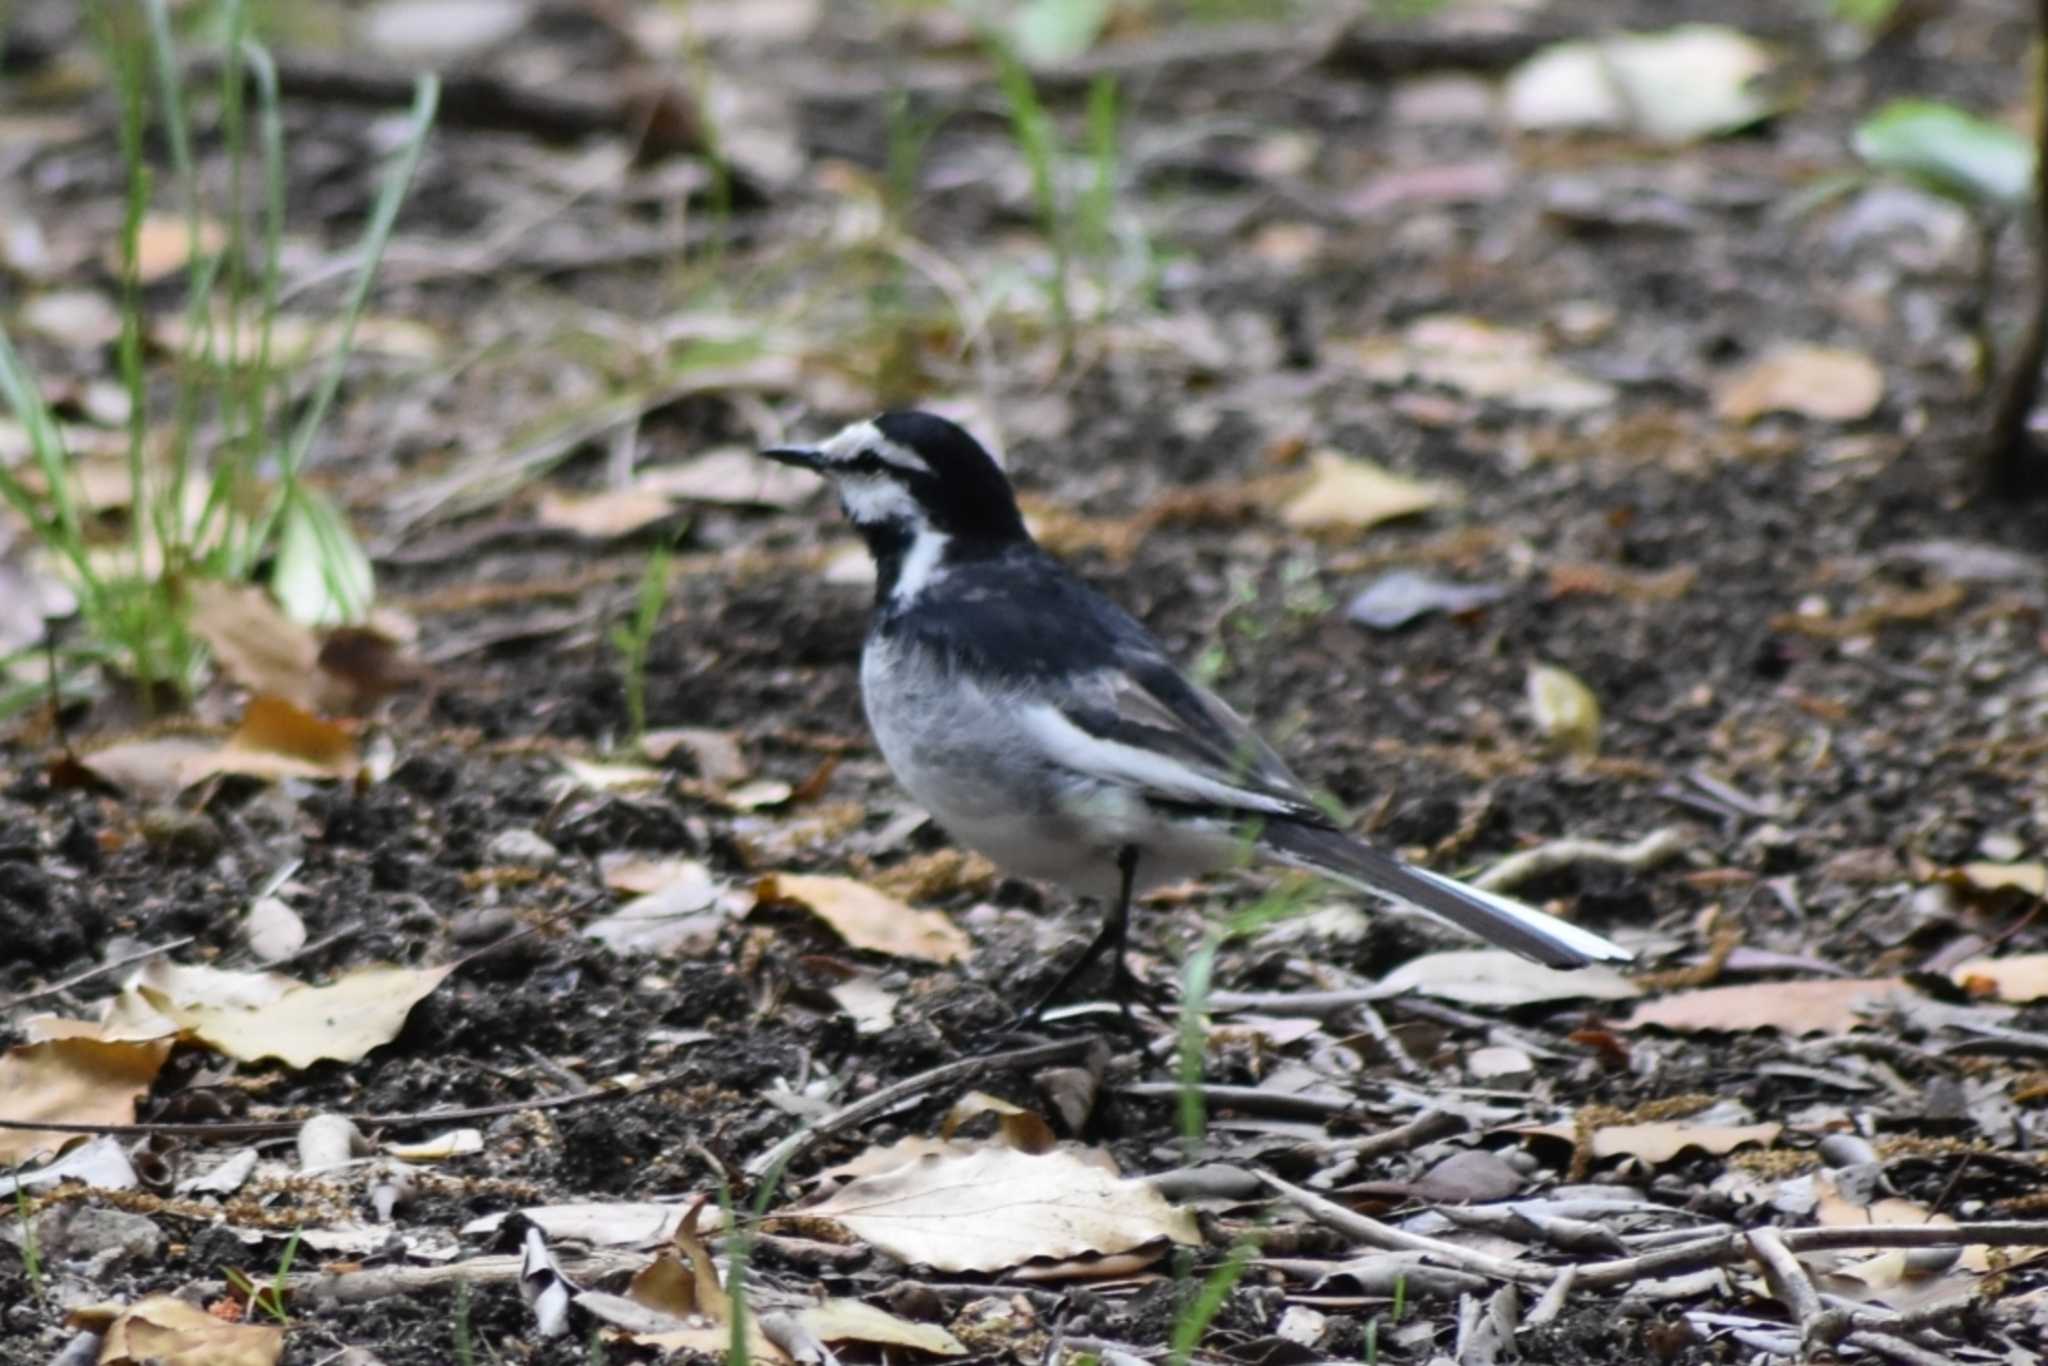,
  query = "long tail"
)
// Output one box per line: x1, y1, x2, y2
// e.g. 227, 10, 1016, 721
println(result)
1261, 822, 1631, 968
